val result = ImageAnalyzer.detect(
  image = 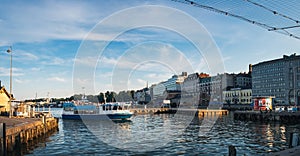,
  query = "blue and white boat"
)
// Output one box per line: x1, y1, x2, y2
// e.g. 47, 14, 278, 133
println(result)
62, 102, 133, 120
